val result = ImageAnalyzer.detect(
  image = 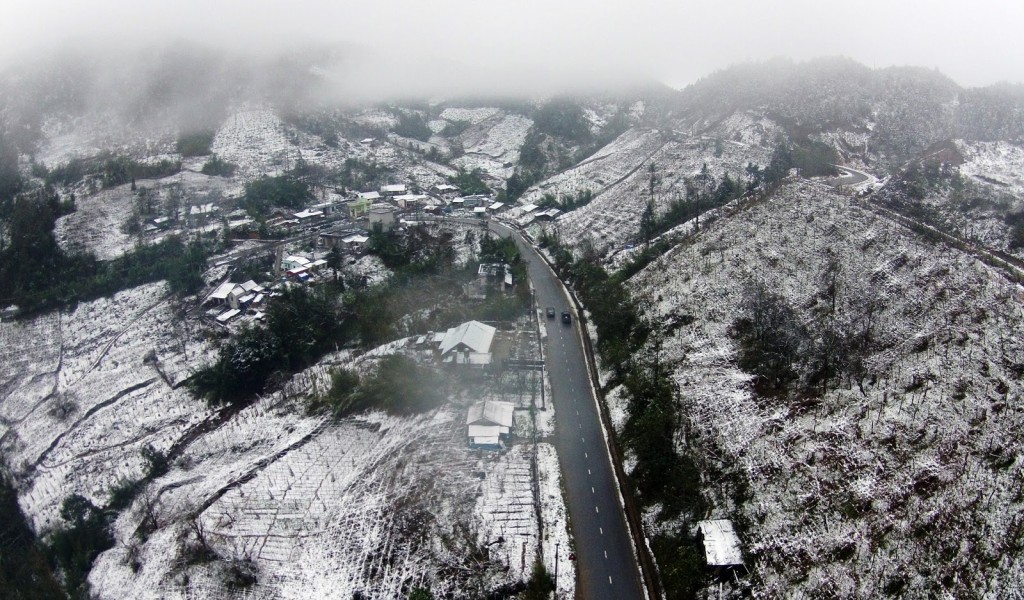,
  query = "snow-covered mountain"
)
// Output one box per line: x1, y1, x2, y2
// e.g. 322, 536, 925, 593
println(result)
3, 48, 1024, 599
